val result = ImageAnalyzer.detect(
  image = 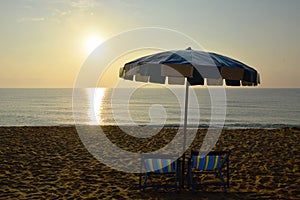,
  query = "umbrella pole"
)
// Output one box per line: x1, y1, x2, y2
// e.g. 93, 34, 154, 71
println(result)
181, 81, 189, 188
